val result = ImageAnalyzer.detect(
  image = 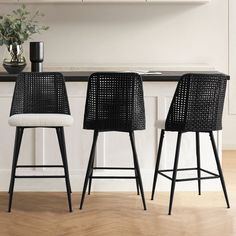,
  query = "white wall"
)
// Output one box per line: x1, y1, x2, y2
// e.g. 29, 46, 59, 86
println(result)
227, 0, 236, 150
0, 0, 234, 149
0, 1, 228, 68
